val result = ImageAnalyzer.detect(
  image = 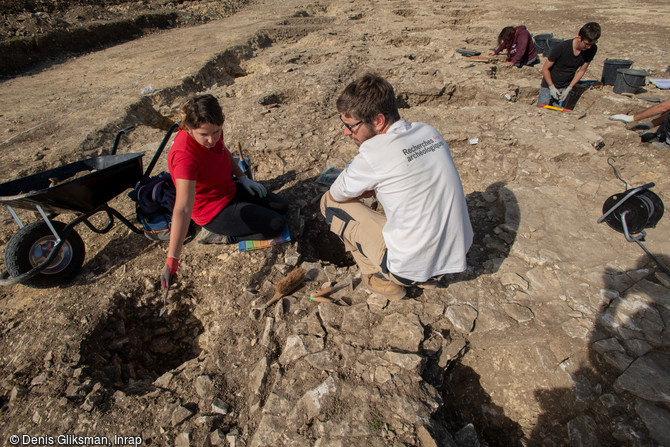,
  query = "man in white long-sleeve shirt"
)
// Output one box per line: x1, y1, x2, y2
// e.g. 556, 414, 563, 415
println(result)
320, 73, 473, 300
